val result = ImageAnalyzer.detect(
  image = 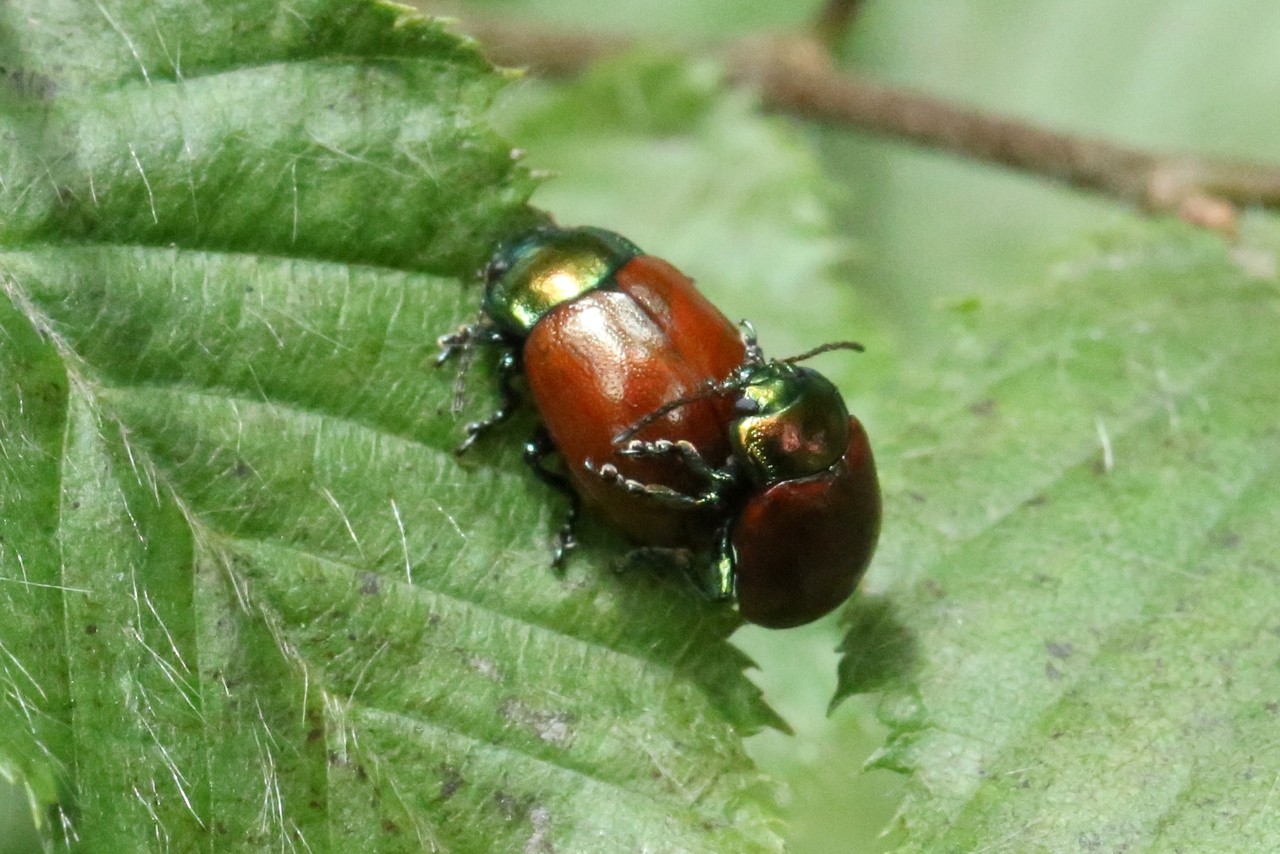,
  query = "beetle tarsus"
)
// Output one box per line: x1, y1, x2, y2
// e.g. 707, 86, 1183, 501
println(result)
551, 526, 577, 569
616, 438, 735, 493
588, 459, 720, 509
